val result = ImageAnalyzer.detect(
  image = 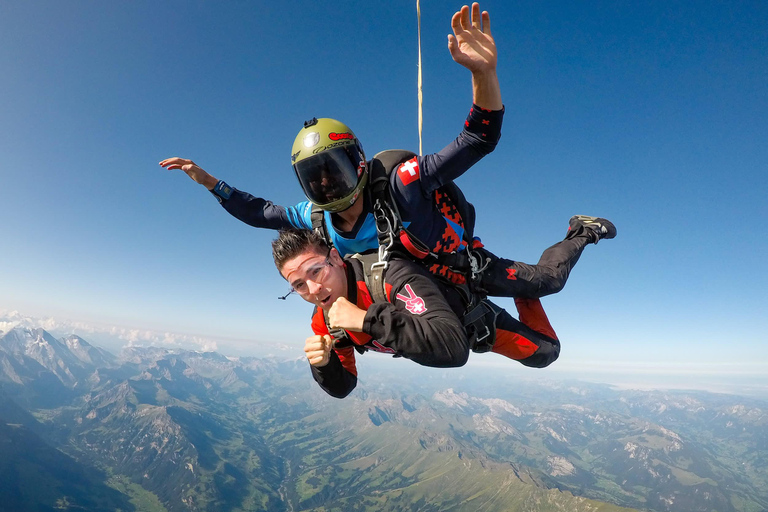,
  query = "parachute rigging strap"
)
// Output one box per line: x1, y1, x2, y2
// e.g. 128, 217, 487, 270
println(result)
323, 309, 366, 354
310, 207, 333, 249
325, 252, 389, 350
351, 252, 389, 304
323, 307, 350, 349
416, 0, 423, 156
368, 150, 415, 259
463, 299, 502, 353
